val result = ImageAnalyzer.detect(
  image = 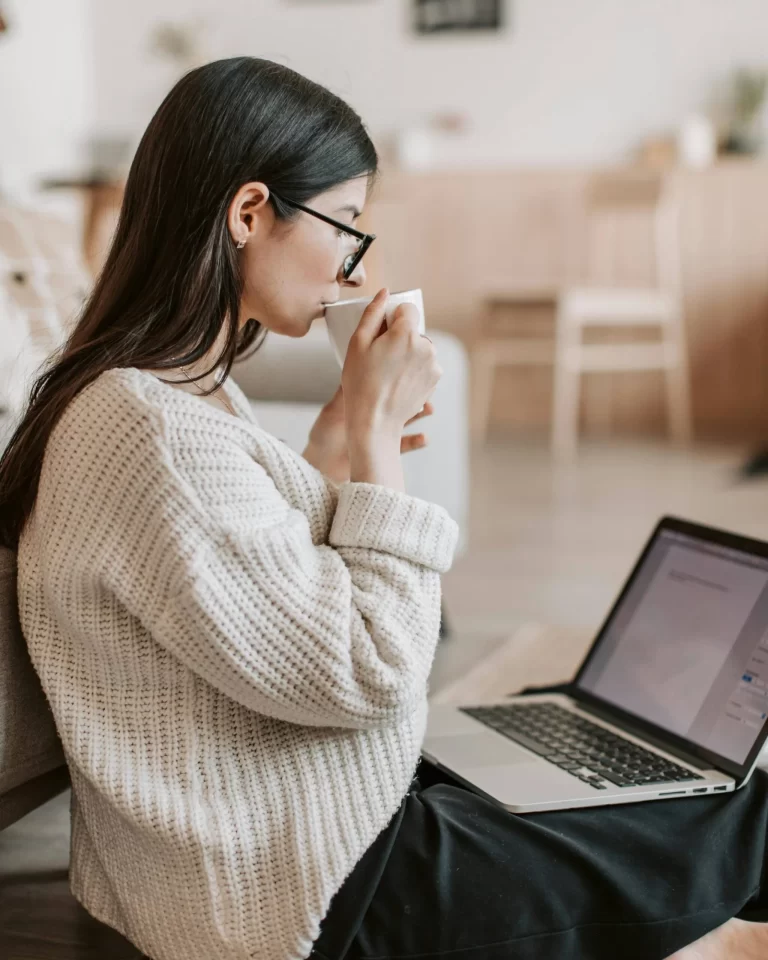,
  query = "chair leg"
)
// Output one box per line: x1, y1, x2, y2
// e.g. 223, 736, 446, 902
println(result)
552, 308, 581, 459
664, 322, 692, 444
552, 362, 580, 459
471, 344, 496, 444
